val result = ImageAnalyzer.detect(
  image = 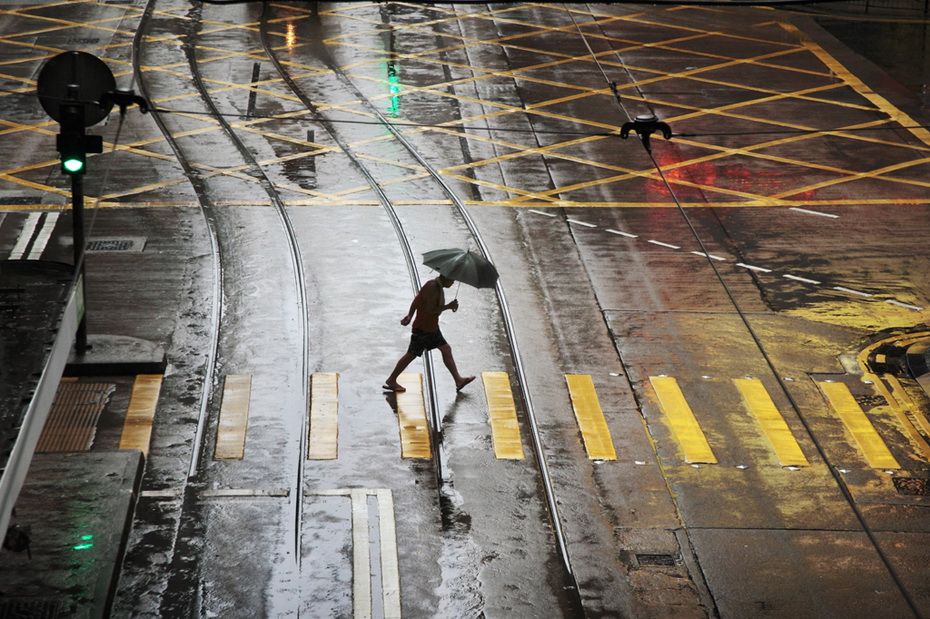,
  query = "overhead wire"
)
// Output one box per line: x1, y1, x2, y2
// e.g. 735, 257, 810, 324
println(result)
9, 84, 930, 140
570, 5, 923, 617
